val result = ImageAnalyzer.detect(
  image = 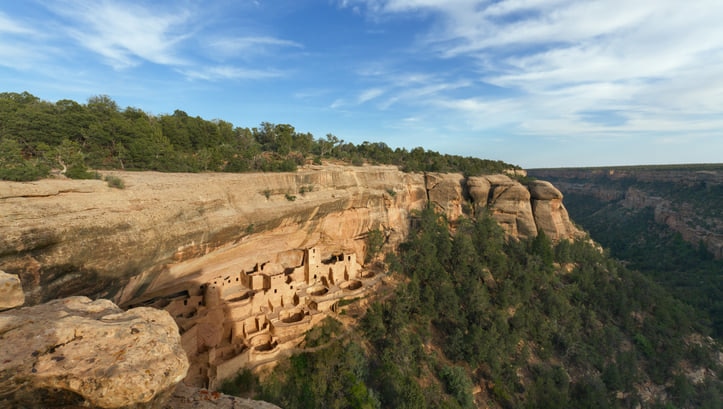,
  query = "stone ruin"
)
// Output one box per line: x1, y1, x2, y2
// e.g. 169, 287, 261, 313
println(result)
139, 247, 380, 389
